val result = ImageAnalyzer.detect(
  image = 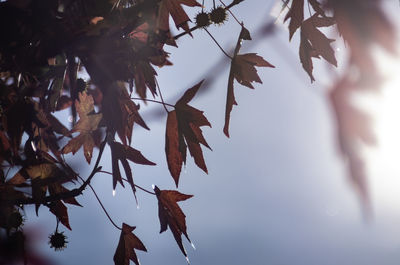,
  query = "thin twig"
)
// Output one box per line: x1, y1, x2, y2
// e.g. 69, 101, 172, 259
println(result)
173, 0, 243, 40
307, 0, 312, 17
76, 175, 121, 230
98, 170, 156, 195
155, 79, 170, 113
77, 139, 107, 193
87, 182, 122, 230
220, 0, 241, 25
130, 97, 174, 108
3, 139, 107, 206
204, 28, 233, 59
174, 25, 200, 40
